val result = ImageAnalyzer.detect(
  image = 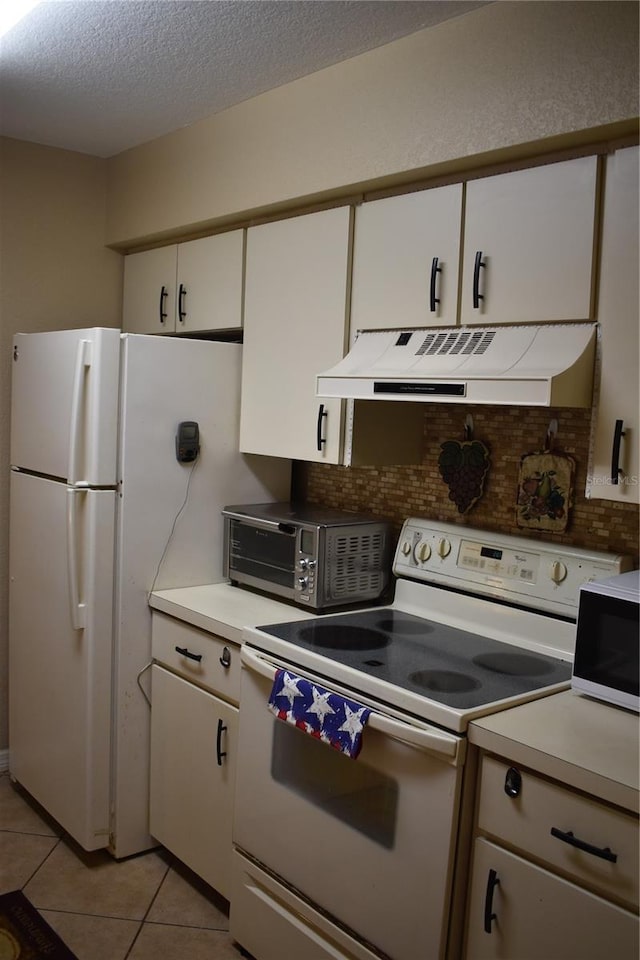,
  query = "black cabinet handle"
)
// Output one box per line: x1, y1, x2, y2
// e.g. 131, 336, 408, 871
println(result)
610, 419, 625, 485
159, 285, 168, 325
216, 718, 227, 766
175, 645, 202, 663
178, 283, 187, 323
550, 827, 617, 863
430, 257, 442, 312
316, 403, 327, 452
483, 868, 500, 933
219, 646, 231, 669
473, 250, 486, 309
